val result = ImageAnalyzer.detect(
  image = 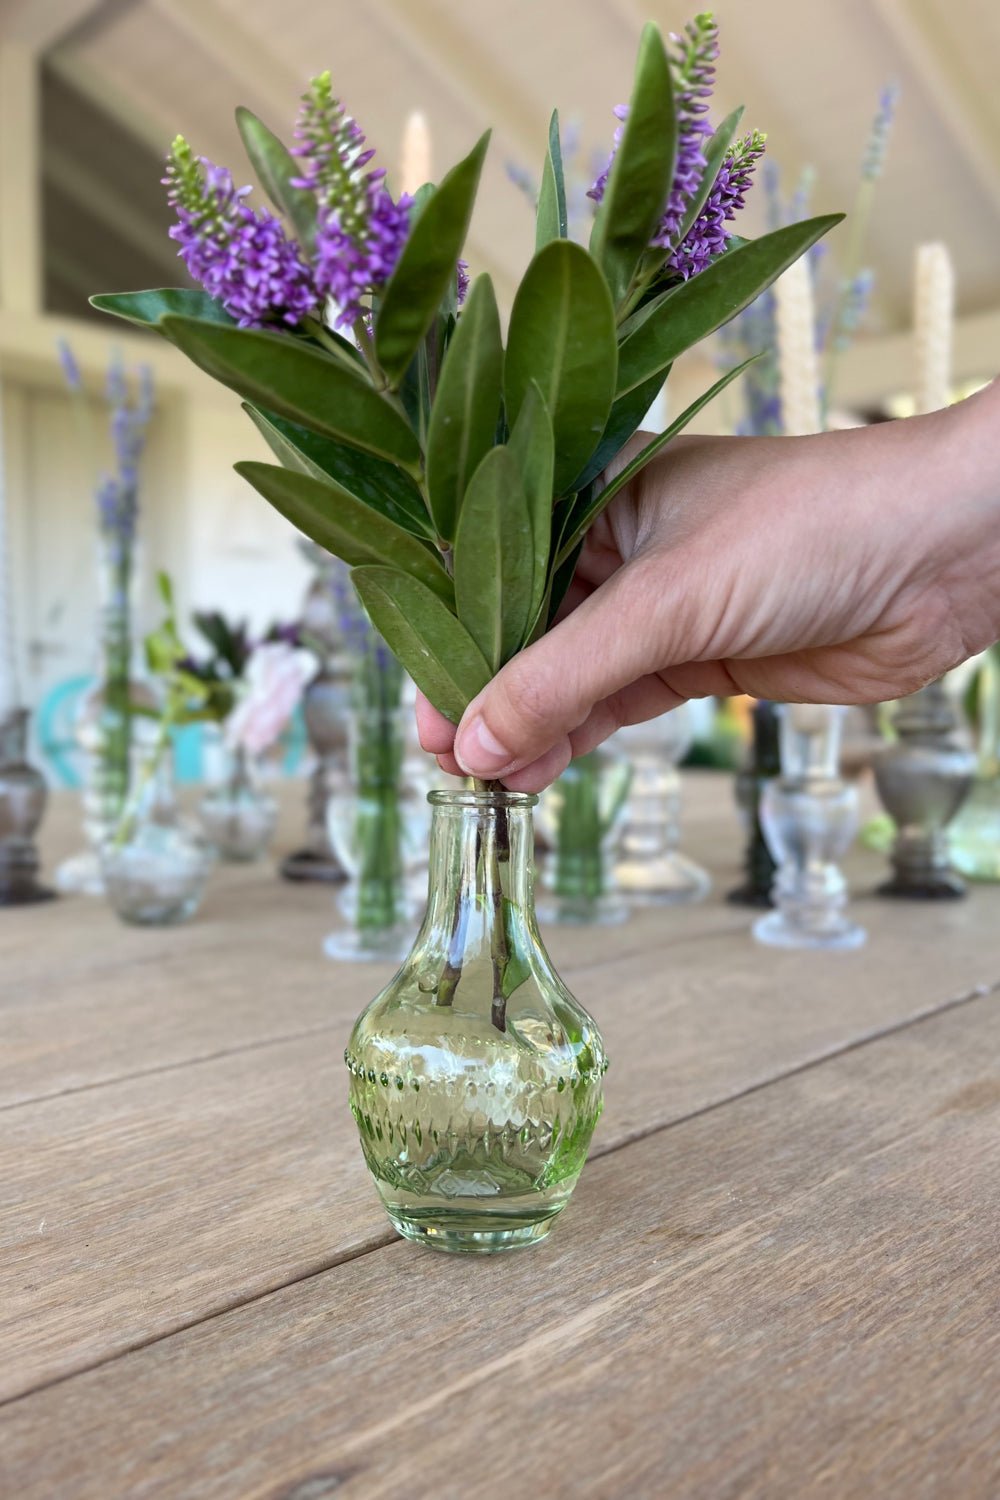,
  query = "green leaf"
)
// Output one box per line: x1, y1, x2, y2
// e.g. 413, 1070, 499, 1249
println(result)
160, 316, 421, 469
234, 462, 452, 603
375, 132, 490, 386
243, 404, 434, 539
674, 107, 744, 247
546, 539, 583, 629
507, 382, 555, 629
559, 354, 762, 561
536, 109, 568, 249
589, 23, 676, 307
425, 274, 503, 543
235, 107, 317, 247
505, 240, 617, 495
571, 366, 669, 491
616, 214, 844, 396
90, 288, 234, 331
351, 566, 491, 723
453, 446, 535, 670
